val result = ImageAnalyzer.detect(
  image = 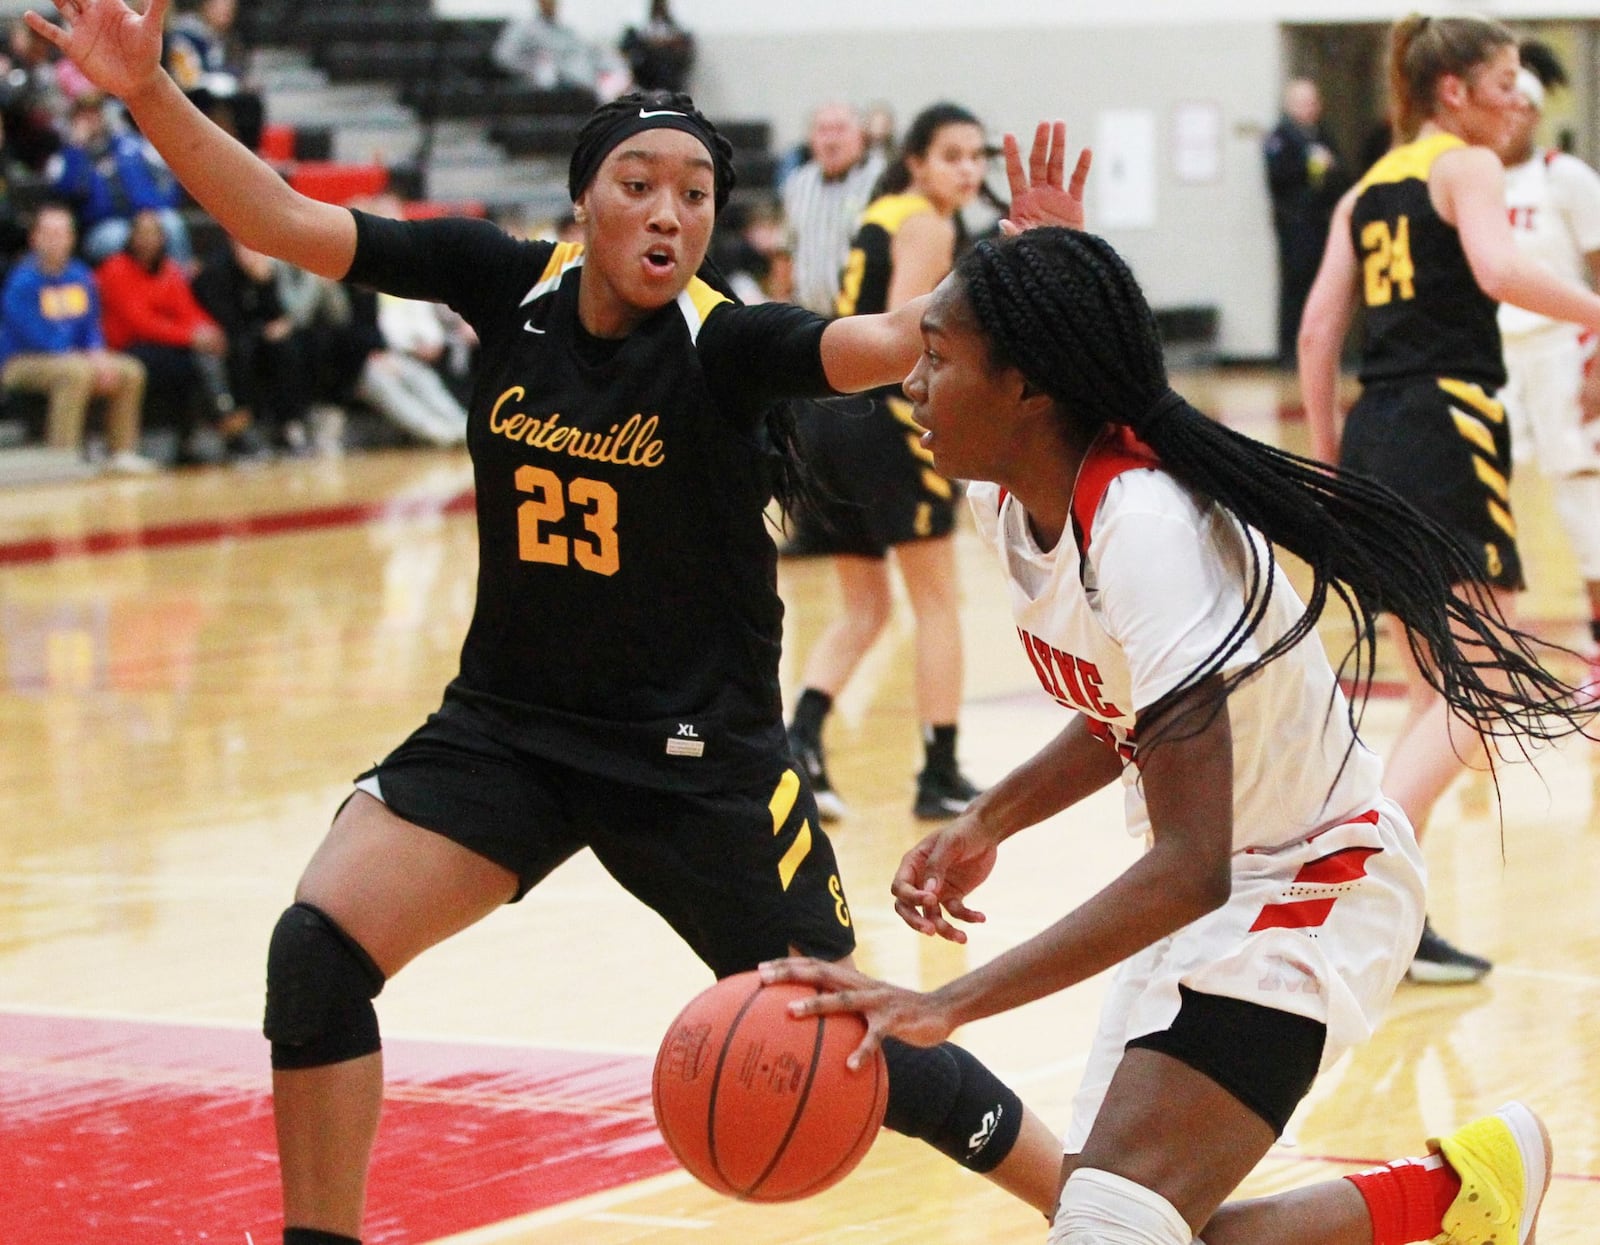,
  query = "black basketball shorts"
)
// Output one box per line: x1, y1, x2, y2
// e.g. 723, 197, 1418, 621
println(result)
796, 394, 957, 558
1341, 376, 1524, 590
355, 707, 857, 977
